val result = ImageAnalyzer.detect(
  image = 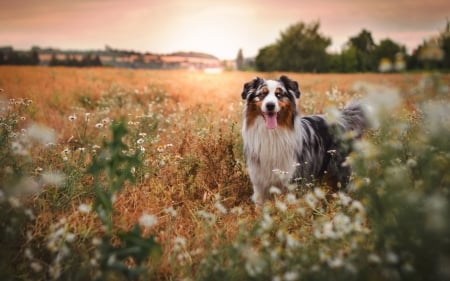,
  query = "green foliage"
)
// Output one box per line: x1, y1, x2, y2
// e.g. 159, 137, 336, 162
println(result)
256, 21, 450, 72
255, 21, 331, 72
88, 120, 162, 279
